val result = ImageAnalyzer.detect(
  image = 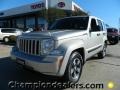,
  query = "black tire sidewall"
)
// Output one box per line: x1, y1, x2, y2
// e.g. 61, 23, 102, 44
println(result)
65, 52, 83, 83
